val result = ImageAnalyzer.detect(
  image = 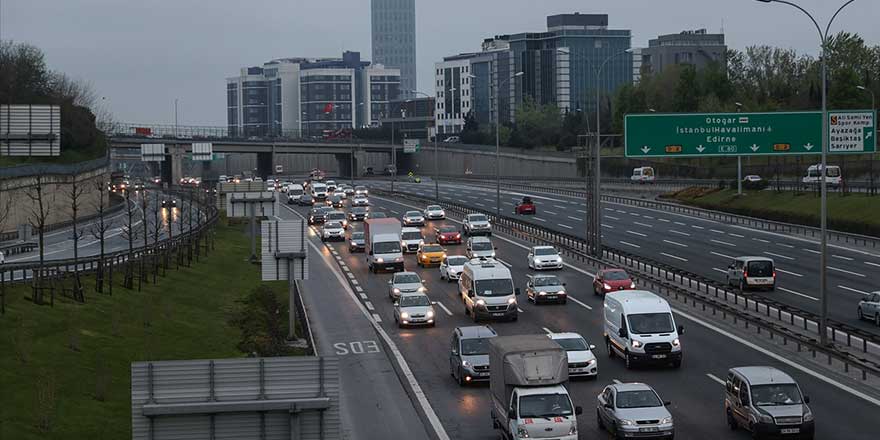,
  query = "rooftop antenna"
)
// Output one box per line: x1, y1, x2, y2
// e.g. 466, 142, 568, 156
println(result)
721, 18, 725, 34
